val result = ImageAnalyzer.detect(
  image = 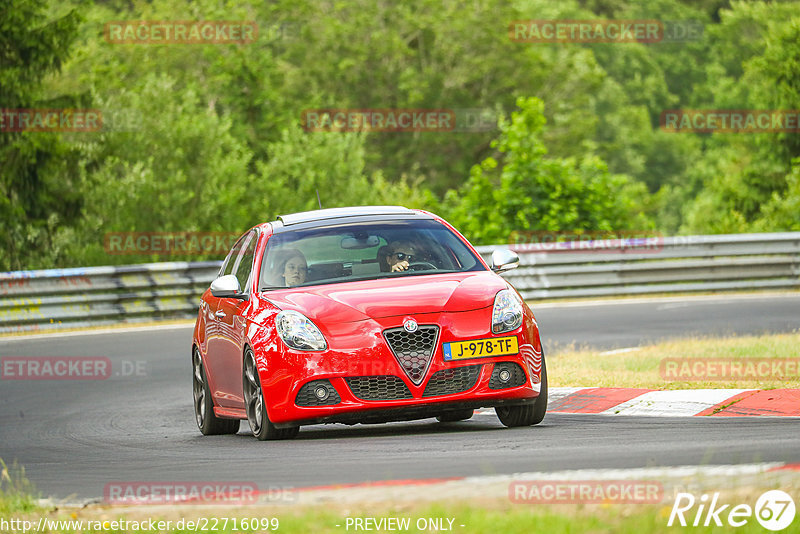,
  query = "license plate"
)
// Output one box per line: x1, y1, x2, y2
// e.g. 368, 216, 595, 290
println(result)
442, 336, 519, 361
